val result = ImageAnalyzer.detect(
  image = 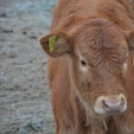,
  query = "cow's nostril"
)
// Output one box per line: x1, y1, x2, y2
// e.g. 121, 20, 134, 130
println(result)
94, 94, 127, 115
102, 99, 123, 114
103, 100, 121, 108
103, 100, 109, 108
